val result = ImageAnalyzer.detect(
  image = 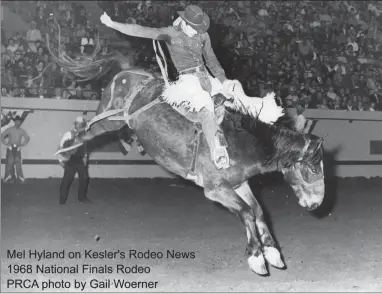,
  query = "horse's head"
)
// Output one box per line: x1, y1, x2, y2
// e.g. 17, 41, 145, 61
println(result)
281, 135, 325, 211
